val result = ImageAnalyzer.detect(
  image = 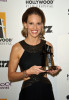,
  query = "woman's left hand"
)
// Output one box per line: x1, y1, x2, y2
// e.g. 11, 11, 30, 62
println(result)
47, 66, 61, 76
